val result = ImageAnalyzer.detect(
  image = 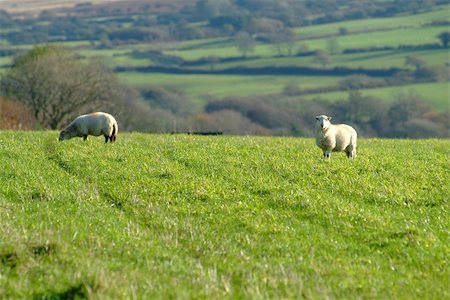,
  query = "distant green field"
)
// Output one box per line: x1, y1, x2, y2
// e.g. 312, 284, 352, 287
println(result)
331, 49, 448, 69
302, 81, 450, 112
172, 37, 234, 51
201, 48, 447, 70
165, 46, 243, 61
79, 48, 131, 59
295, 5, 449, 38
104, 55, 153, 68
315, 26, 446, 49
0, 56, 12, 67
1, 132, 448, 298
119, 72, 341, 103
166, 25, 447, 62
